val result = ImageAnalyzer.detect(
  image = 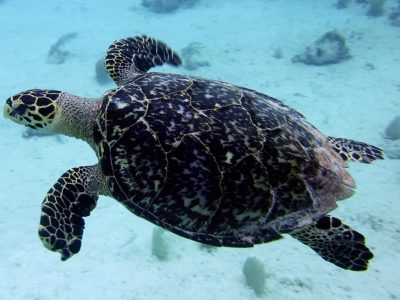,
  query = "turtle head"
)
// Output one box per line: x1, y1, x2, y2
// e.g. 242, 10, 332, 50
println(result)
4, 88, 99, 144
3, 89, 62, 130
